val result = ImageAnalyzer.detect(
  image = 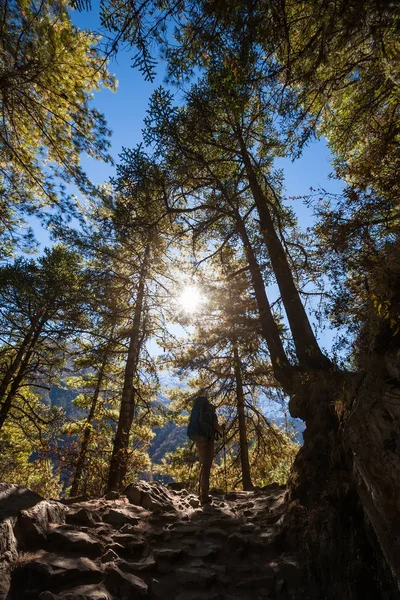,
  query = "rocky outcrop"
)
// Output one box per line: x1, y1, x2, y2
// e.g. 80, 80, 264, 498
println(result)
346, 378, 400, 594
0, 481, 306, 600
